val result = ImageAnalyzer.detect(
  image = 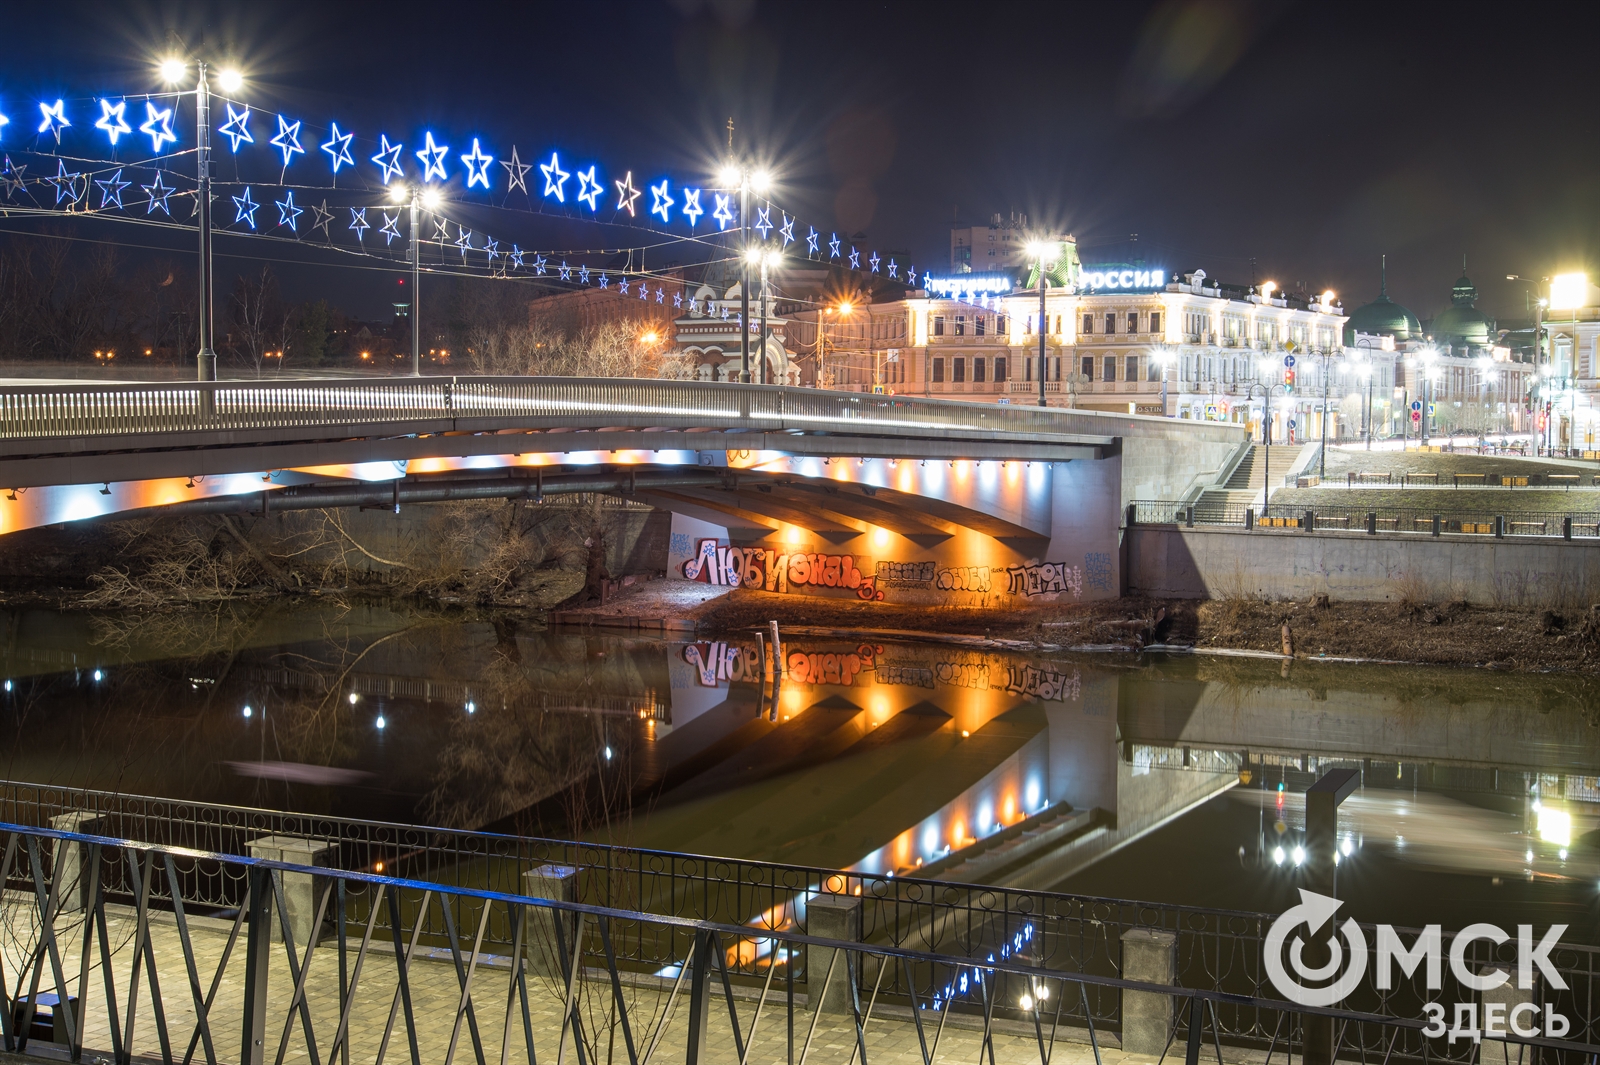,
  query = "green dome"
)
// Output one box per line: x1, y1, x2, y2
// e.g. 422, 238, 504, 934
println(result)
1431, 272, 1491, 346
1343, 294, 1421, 345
